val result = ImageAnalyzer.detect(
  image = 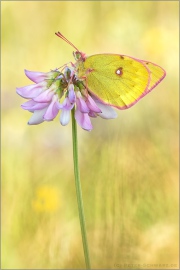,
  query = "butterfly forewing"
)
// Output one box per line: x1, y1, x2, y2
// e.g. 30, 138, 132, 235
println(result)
82, 54, 150, 109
